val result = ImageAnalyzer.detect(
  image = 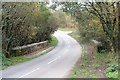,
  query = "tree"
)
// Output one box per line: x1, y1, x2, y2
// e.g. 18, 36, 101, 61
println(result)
59, 2, 119, 52
2, 2, 58, 57
84, 2, 119, 52
117, 2, 120, 52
